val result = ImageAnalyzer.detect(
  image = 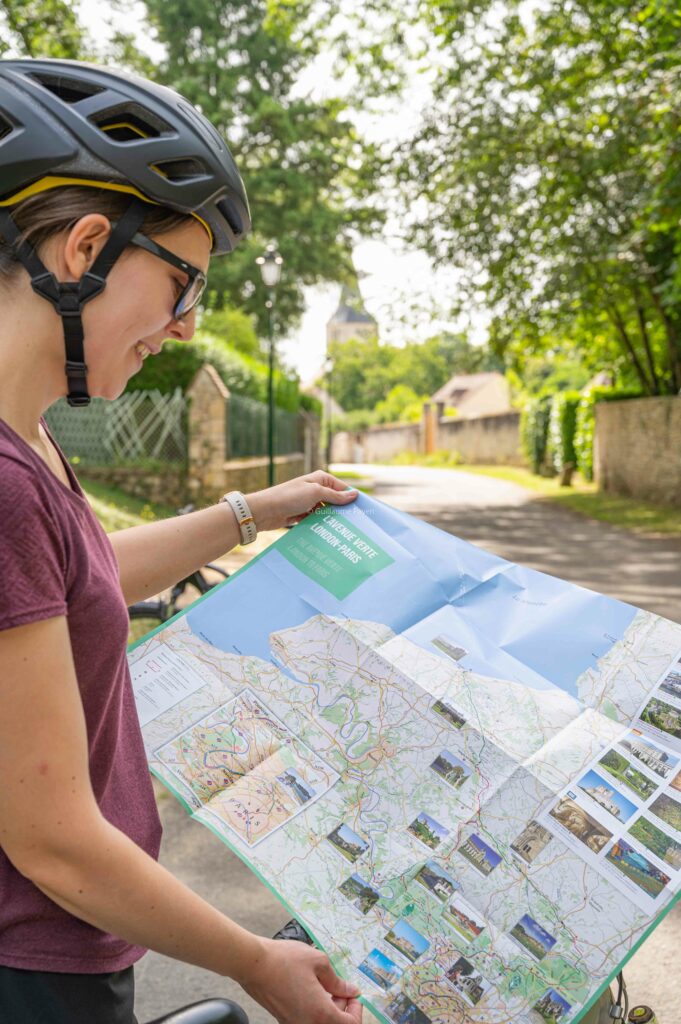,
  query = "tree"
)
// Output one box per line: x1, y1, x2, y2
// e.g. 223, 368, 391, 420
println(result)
326, 331, 499, 411
396, 0, 681, 393
0, 0, 86, 58
199, 306, 262, 361
141, 0, 385, 337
